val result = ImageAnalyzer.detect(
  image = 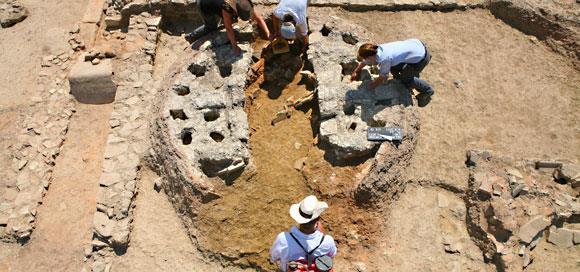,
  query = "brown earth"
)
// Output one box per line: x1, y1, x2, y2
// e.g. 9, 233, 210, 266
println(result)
0, 3, 579, 272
